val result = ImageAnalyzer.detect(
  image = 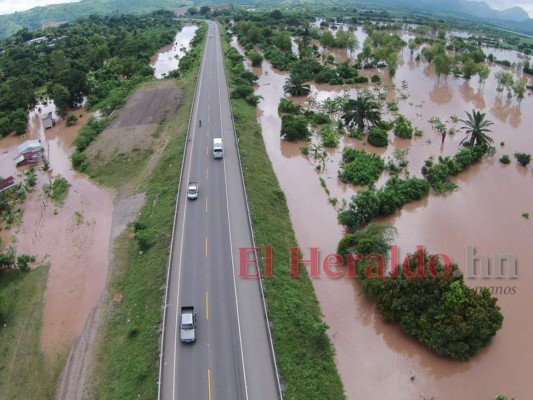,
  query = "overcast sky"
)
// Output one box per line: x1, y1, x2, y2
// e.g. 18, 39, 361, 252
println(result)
0, 0, 532, 17
0, 0, 81, 15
